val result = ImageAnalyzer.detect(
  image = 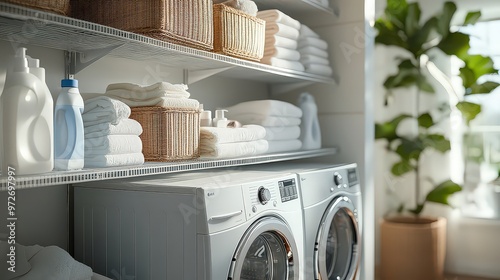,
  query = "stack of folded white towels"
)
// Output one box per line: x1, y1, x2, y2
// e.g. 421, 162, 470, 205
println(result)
199, 125, 268, 158
298, 24, 333, 77
257, 10, 304, 72
213, 0, 258, 16
83, 96, 144, 168
225, 100, 303, 154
